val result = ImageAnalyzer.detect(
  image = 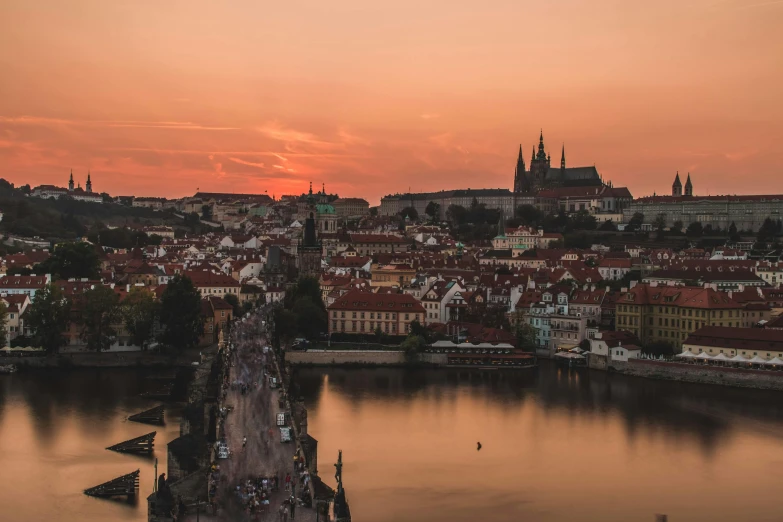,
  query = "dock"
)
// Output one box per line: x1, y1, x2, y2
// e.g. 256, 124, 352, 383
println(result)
106, 431, 156, 454
128, 405, 165, 426
84, 469, 140, 498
